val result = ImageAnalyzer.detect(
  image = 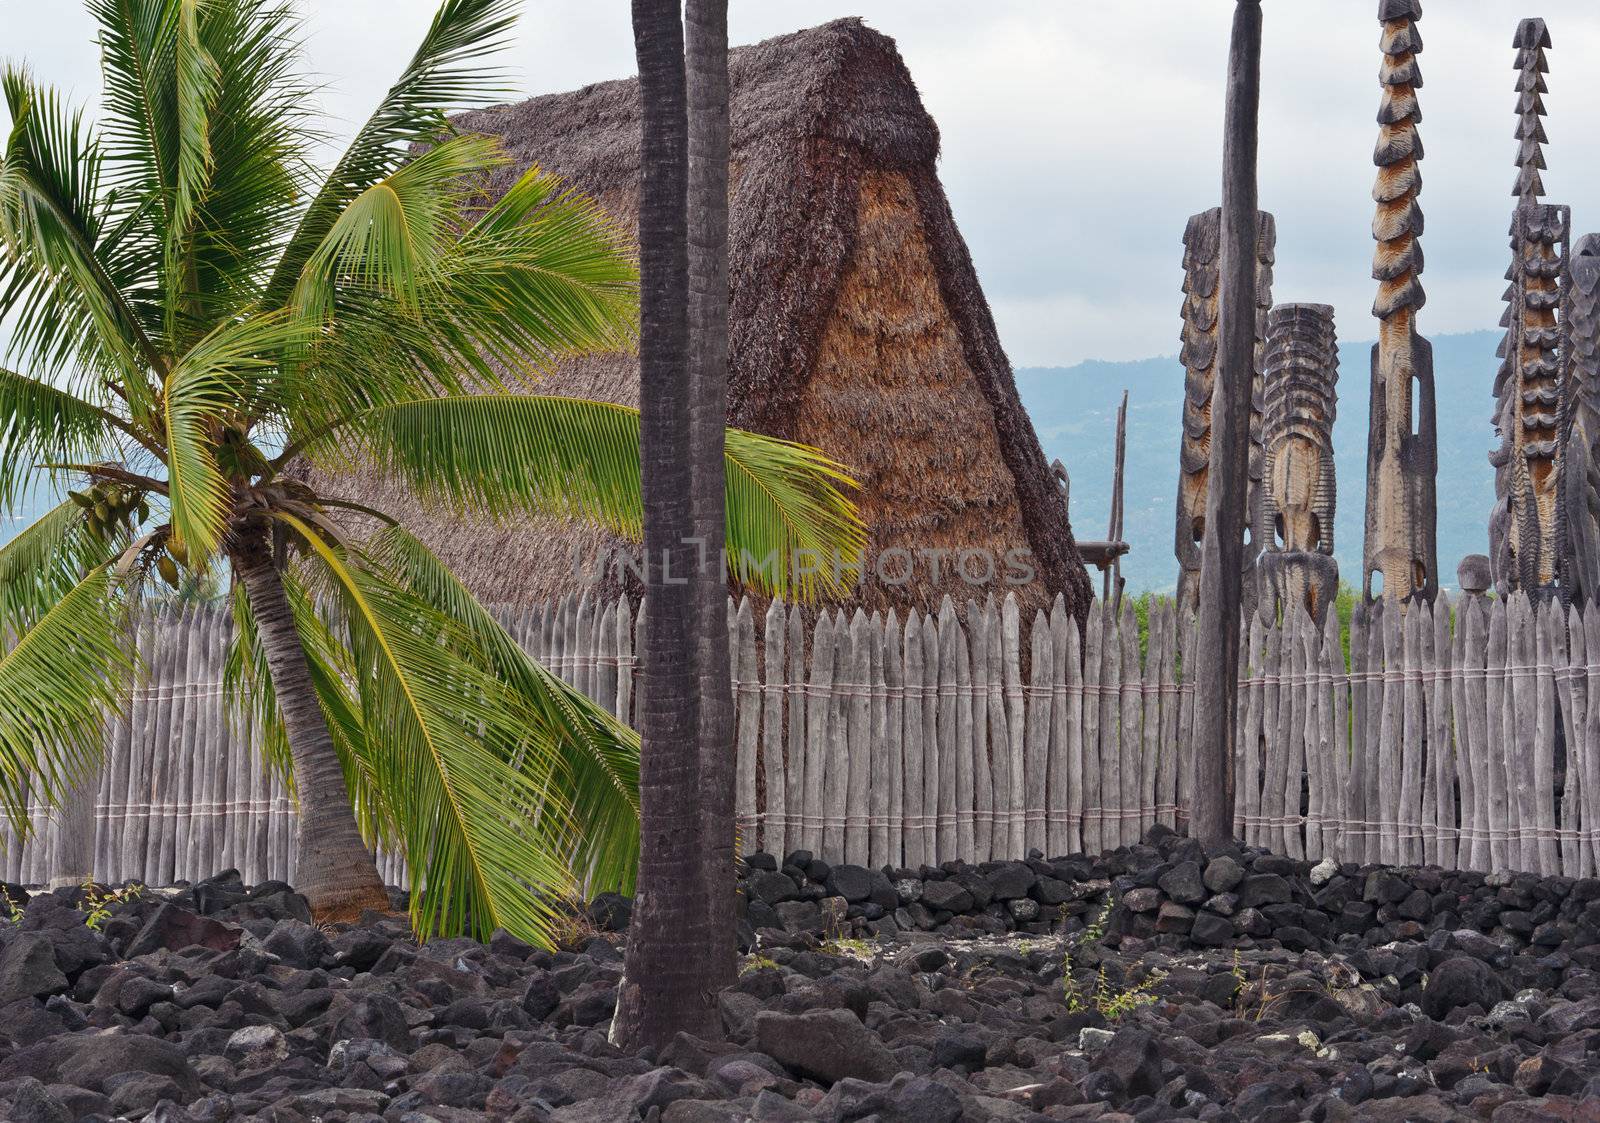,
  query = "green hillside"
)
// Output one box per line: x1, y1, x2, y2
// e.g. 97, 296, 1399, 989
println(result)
1017, 330, 1502, 594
